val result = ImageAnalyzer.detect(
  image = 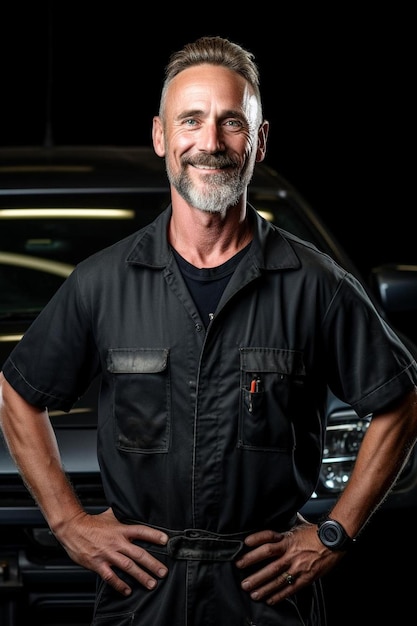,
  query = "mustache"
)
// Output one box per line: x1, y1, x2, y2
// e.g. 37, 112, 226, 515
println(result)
182, 154, 238, 169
